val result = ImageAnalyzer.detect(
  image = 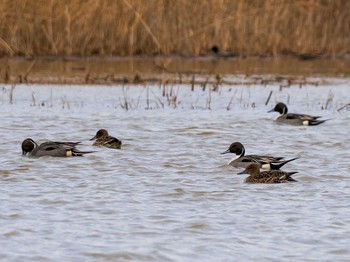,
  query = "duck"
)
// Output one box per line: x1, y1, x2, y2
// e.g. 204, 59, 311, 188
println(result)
211, 45, 238, 58
90, 129, 122, 149
221, 142, 298, 170
21, 138, 93, 157
238, 163, 298, 183
268, 102, 327, 126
